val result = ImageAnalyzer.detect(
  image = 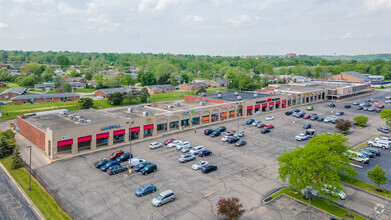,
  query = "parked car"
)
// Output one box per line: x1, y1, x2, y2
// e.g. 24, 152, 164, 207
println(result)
347, 150, 369, 164
386, 100, 391, 104
95, 159, 109, 168
377, 104, 385, 108
344, 104, 351, 108
233, 131, 245, 137
235, 140, 247, 147
204, 129, 214, 135
317, 117, 324, 122
292, 109, 300, 113
364, 148, 381, 156
375, 137, 391, 143
321, 185, 346, 200
356, 105, 363, 110
149, 142, 162, 150
151, 190, 176, 207
179, 154, 196, 163
252, 120, 262, 126
199, 150, 212, 157
101, 160, 120, 172
264, 124, 274, 129
129, 157, 146, 168
310, 115, 318, 120
368, 107, 375, 112
256, 123, 266, 128
134, 162, 152, 172
164, 138, 176, 146
216, 126, 226, 132
176, 141, 190, 151
192, 161, 208, 170
167, 140, 182, 148
140, 163, 157, 175
246, 119, 255, 125
368, 140, 390, 149
109, 150, 124, 159
303, 123, 311, 129
225, 130, 236, 136
221, 136, 230, 142
285, 111, 292, 115
353, 101, 360, 105
261, 128, 270, 134
303, 114, 311, 119
117, 153, 132, 163
189, 146, 204, 155
327, 102, 335, 107
376, 108, 382, 113
227, 136, 240, 143
201, 164, 217, 173
107, 165, 128, 175
363, 107, 369, 111
266, 116, 274, 121
358, 149, 374, 158
296, 112, 306, 118
378, 127, 390, 134
307, 106, 313, 111
336, 111, 344, 116
295, 133, 309, 141
135, 184, 157, 197
210, 130, 221, 137
181, 146, 192, 153
386, 95, 391, 99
